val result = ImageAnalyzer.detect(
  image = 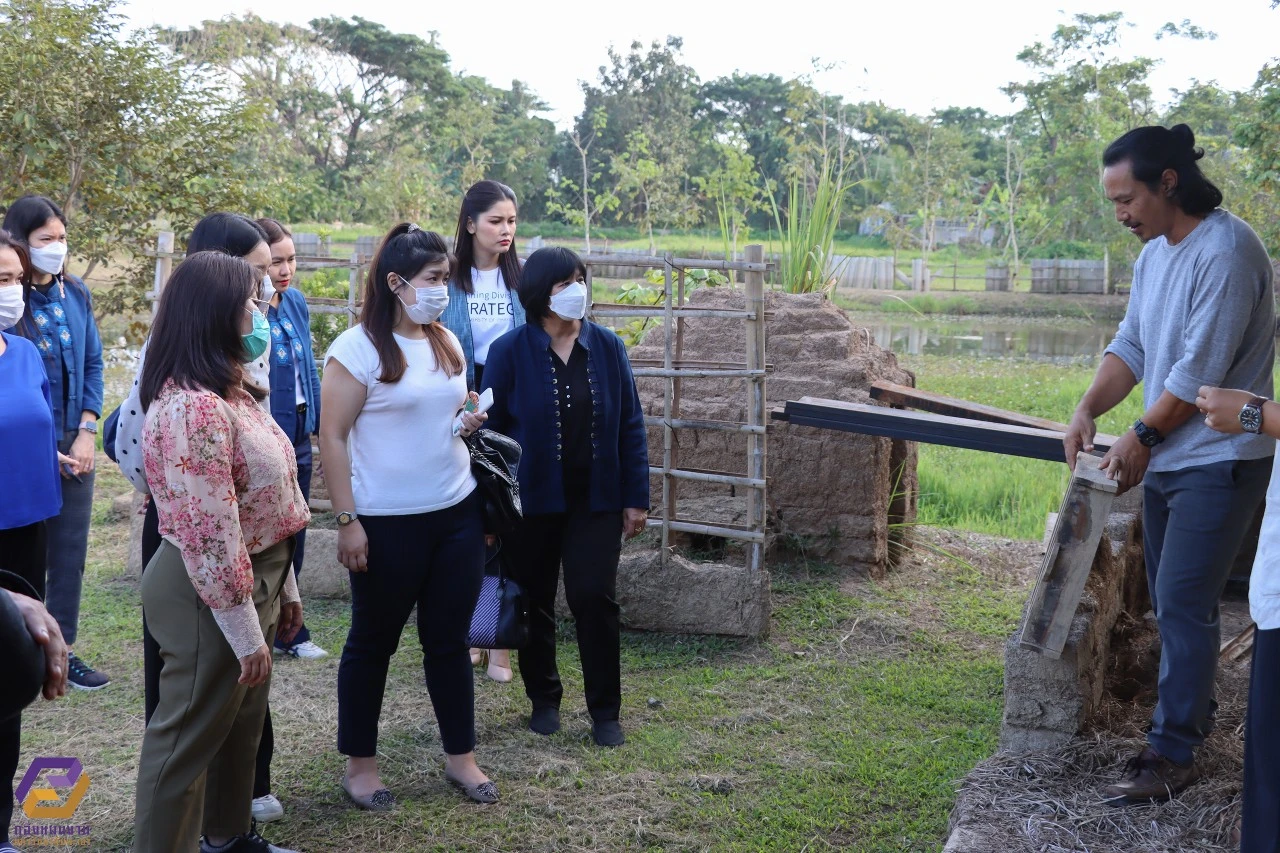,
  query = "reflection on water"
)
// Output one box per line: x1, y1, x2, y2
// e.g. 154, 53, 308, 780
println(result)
860, 319, 1118, 364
